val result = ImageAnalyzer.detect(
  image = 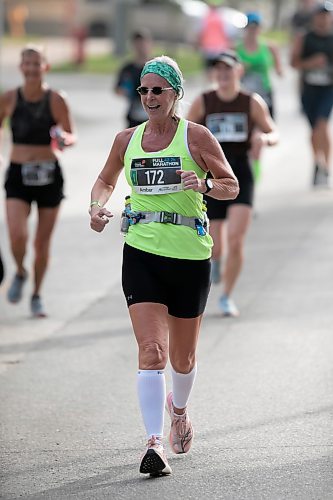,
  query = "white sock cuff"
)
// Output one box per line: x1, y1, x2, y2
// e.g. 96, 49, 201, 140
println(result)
137, 369, 164, 376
